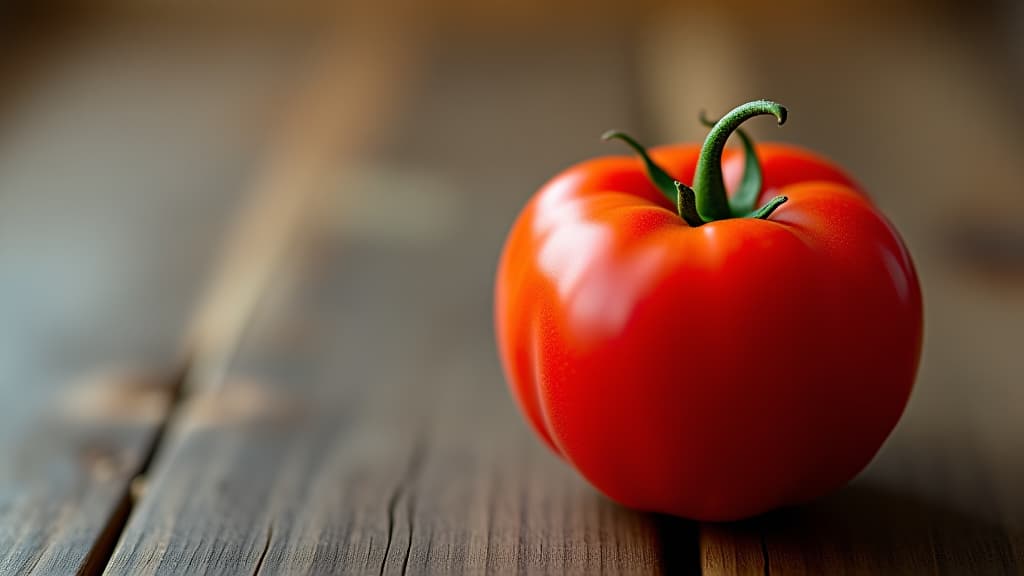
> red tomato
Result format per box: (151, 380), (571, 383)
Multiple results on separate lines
(494, 101), (922, 521)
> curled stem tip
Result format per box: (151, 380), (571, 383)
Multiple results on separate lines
(692, 100), (788, 222)
(750, 195), (788, 220)
(698, 110), (764, 216)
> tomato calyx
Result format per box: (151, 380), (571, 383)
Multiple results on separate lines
(602, 99), (790, 227)
(672, 181), (704, 227)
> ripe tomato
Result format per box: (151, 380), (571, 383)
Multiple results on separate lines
(495, 100), (922, 521)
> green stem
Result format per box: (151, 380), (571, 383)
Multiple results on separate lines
(692, 100), (787, 222)
(674, 181), (703, 227)
(601, 131), (678, 206)
(750, 195), (788, 220)
(698, 111), (762, 217)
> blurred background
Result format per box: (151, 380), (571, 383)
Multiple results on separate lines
(1, 0), (1023, 571)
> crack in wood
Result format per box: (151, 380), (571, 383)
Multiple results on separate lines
(400, 440), (425, 575)
(85, 366), (192, 575)
(380, 439), (425, 575)
(380, 482), (402, 576)
(78, 488), (132, 576)
(252, 524), (273, 576)
(399, 525), (414, 576)
(21, 549), (43, 576)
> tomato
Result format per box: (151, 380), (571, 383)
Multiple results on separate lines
(494, 100), (922, 521)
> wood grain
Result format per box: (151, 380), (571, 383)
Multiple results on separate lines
(0, 11), (319, 574)
(0, 372), (172, 575)
(102, 30), (694, 575)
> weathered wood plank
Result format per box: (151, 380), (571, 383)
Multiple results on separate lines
(103, 28), (695, 574)
(0, 11), (316, 574)
(0, 372), (173, 575)
(640, 5), (1024, 575)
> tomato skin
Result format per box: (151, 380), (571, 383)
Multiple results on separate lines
(495, 143), (922, 521)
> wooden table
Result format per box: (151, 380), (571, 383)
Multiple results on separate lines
(1, 4), (1022, 574)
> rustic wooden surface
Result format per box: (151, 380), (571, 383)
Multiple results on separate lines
(0, 9), (317, 575)
(2, 3), (1023, 575)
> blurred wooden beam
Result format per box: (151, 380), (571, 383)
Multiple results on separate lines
(183, 3), (423, 393)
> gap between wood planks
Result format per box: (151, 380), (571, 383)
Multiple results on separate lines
(77, 366), (189, 576)
(78, 5), (424, 574)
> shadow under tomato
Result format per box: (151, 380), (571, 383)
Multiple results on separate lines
(708, 482), (1020, 574)
(653, 512), (701, 575)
